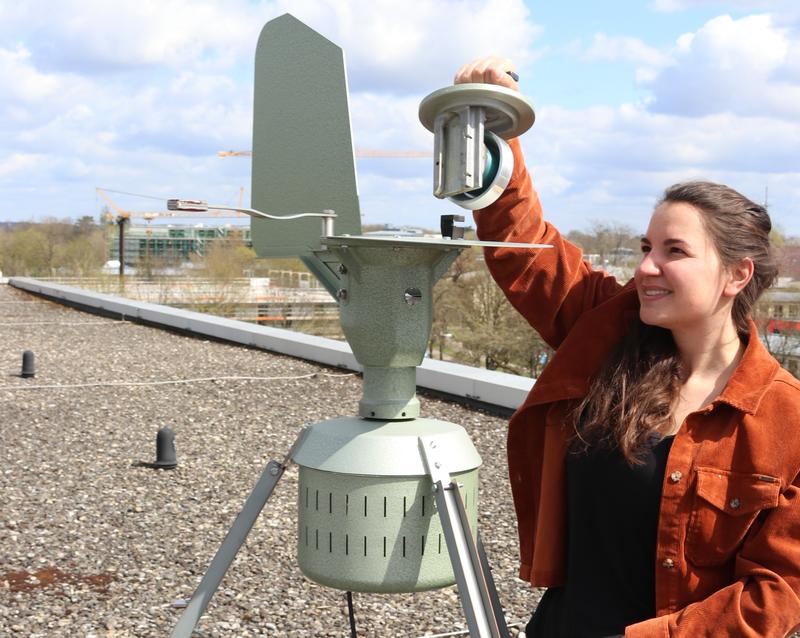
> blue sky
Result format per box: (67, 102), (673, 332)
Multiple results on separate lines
(0, 0), (798, 237)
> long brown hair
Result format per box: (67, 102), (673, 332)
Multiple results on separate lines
(572, 181), (779, 464)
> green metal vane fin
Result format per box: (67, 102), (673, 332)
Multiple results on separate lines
(250, 14), (361, 269)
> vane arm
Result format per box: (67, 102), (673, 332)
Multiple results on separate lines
(167, 199), (336, 235)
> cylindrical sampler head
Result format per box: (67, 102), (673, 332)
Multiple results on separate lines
(293, 416), (481, 592)
(418, 83), (534, 210)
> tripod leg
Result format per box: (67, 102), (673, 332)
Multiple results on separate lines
(418, 436), (509, 638)
(171, 429), (308, 638)
(477, 533), (510, 637)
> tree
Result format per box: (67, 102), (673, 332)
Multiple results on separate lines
(567, 220), (640, 266)
(430, 251), (553, 377)
(0, 226), (50, 275)
(187, 236), (257, 316)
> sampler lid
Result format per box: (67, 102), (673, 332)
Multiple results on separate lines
(292, 416), (481, 476)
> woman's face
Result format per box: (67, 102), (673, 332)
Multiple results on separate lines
(635, 201), (734, 333)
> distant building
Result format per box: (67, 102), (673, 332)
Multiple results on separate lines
(759, 289), (800, 334)
(108, 224), (251, 265)
(757, 288), (800, 378)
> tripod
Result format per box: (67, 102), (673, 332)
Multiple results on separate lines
(170, 428), (509, 638)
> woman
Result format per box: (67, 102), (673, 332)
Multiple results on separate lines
(455, 57), (800, 637)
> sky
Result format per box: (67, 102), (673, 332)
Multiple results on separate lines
(0, 0), (799, 236)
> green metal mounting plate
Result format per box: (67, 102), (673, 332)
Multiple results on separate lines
(323, 235), (551, 250)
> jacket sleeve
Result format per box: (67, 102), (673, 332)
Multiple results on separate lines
(473, 138), (623, 350)
(625, 472), (800, 638)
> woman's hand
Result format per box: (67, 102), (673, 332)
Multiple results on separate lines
(454, 56), (519, 91)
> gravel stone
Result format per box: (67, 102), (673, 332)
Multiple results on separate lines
(0, 283), (540, 637)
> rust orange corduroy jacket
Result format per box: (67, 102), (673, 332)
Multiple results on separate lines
(474, 138), (800, 637)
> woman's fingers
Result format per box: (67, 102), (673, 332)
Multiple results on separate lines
(454, 56), (518, 90)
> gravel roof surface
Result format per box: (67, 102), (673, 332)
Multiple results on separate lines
(0, 282), (540, 637)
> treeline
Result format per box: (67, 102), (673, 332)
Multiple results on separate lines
(0, 217), (108, 277)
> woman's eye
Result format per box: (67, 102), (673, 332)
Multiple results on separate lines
(640, 245), (650, 253)
(670, 247), (686, 255)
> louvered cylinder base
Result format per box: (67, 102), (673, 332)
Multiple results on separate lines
(292, 417), (481, 593)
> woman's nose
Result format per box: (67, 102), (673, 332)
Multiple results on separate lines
(637, 252), (661, 276)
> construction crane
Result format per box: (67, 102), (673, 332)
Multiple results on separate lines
(217, 149), (431, 158)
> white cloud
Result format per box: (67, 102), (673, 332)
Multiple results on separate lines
(275, 0), (542, 92)
(0, 45), (67, 103)
(585, 34), (673, 68)
(652, 0), (796, 13)
(514, 101), (800, 234)
(0, 0), (266, 74)
(645, 14), (800, 119)
(0, 153), (43, 179)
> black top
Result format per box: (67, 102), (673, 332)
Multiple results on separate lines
(525, 434), (674, 638)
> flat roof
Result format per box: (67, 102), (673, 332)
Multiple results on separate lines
(0, 282), (537, 636)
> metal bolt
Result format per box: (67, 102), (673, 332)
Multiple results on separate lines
(269, 465), (280, 476)
(338, 264), (348, 275)
(662, 558), (675, 569)
(404, 288), (422, 305)
(669, 470), (683, 483)
(729, 498), (741, 510)
(336, 289), (348, 301)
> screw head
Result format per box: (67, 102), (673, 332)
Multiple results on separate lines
(336, 289), (348, 301)
(269, 465), (280, 476)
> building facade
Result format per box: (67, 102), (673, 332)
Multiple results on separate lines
(108, 224), (252, 265)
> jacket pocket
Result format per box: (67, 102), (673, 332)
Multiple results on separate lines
(685, 467), (781, 567)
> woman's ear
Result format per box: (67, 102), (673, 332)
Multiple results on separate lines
(723, 257), (754, 297)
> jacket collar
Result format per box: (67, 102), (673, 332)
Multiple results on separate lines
(713, 318), (779, 415)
